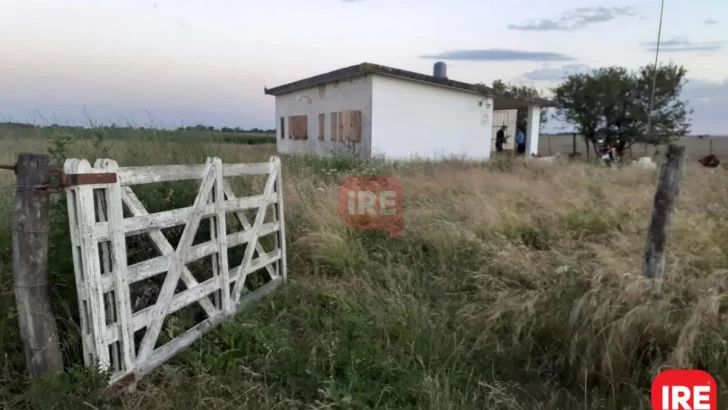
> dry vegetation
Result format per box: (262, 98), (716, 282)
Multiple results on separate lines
(0, 133), (727, 409)
(542, 134), (728, 159)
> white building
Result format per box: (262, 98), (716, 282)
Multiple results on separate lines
(264, 62), (554, 160)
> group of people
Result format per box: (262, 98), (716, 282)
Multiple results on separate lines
(495, 125), (527, 155)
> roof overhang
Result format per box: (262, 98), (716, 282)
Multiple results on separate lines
(264, 62), (557, 108)
(493, 94), (554, 110)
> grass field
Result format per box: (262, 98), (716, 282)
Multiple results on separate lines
(541, 134), (728, 160)
(0, 123), (276, 145)
(0, 129), (727, 409)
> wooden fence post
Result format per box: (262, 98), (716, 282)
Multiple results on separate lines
(642, 144), (686, 280)
(13, 153), (64, 378)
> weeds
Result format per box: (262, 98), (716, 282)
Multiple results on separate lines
(0, 131), (725, 409)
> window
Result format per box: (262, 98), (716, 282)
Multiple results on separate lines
(318, 113), (325, 140)
(288, 115), (308, 140)
(279, 117), (285, 140)
(330, 112), (339, 141)
(329, 110), (361, 142)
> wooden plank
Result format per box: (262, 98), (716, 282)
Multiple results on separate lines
(347, 110), (362, 142)
(207, 160), (221, 312)
(104, 276), (219, 343)
(135, 159), (218, 362)
(106, 221), (280, 290)
(71, 159), (112, 371)
(93, 184), (120, 374)
(227, 249), (282, 281)
(288, 115), (308, 140)
(119, 186), (218, 318)
(135, 276), (284, 380)
(643, 144), (686, 281)
(231, 159), (279, 303)
(95, 159), (137, 379)
(221, 177), (278, 281)
(212, 158), (232, 314)
(330, 112), (339, 141)
(117, 163), (270, 186)
(318, 113), (325, 140)
(273, 157), (288, 283)
(63, 159), (95, 365)
(339, 111), (348, 142)
(223, 163), (273, 178)
(105, 247), (279, 344)
(94, 193), (277, 240)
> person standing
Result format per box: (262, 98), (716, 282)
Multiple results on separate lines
(495, 125), (507, 153)
(515, 127), (526, 155)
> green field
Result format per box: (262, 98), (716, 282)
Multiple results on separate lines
(0, 123), (276, 145)
(0, 127), (726, 409)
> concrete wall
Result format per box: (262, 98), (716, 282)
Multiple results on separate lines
(274, 75), (373, 156)
(370, 75), (493, 160)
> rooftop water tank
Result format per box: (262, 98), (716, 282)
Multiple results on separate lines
(434, 61), (447, 78)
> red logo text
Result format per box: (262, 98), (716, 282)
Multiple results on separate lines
(337, 175), (403, 237)
(651, 370), (717, 410)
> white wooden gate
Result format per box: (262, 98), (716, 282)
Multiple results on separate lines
(63, 156), (286, 392)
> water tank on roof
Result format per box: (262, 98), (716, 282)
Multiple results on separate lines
(434, 61), (447, 78)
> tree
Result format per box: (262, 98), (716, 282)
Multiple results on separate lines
(552, 62), (692, 158)
(488, 80), (548, 129)
(552, 73), (603, 157)
(631, 63), (692, 147)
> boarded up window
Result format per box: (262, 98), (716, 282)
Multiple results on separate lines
(288, 115), (308, 140)
(279, 117), (285, 139)
(329, 110), (361, 142)
(318, 113), (325, 140)
(330, 112), (339, 141)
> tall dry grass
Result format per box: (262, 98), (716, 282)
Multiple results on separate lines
(0, 133), (726, 409)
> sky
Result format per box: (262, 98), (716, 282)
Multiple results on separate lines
(1, 0), (726, 134)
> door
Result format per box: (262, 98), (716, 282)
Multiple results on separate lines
(491, 110), (516, 152)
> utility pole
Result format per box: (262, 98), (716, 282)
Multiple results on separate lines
(645, 0), (666, 142)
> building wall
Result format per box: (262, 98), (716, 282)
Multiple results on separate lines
(274, 75), (373, 156)
(370, 75), (493, 160)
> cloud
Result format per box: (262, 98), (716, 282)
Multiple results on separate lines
(642, 36), (725, 52)
(508, 6), (636, 31)
(704, 19), (719, 25)
(419, 49), (575, 62)
(521, 64), (591, 81)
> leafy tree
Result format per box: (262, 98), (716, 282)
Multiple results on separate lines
(552, 62), (692, 157)
(552, 73), (603, 157)
(631, 63), (692, 146)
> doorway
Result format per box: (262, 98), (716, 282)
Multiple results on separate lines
(491, 110), (516, 154)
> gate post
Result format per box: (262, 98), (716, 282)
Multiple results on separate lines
(13, 153), (64, 378)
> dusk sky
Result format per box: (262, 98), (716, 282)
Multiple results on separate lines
(1, 0), (726, 134)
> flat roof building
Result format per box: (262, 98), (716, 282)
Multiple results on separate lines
(265, 62), (555, 160)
